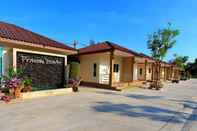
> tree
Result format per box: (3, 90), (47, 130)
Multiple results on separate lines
(195, 58), (197, 64)
(147, 23), (180, 89)
(148, 23), (180, 61)
(186, 58), (197, 78)
(171, 54), (189, 70)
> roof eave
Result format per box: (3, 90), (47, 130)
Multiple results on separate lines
(0, 37), (77, 55)
(78, 48), (112, 55)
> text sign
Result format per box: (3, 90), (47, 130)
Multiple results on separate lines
(17, 52), (65, 89)
(20, 55), (63, 65)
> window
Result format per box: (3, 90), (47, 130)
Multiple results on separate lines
(113, 64), (119, 73)
(149, 68), (151, 73)
(93, 63), (97, 77)
(140, 68), (143, 75)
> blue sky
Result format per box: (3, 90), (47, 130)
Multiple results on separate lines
(0, 0), (197, 62)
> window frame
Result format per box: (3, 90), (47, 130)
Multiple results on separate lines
(140, 68), (143, 76)
(93, 63), (97, 77)
(113, 64), (119, 73)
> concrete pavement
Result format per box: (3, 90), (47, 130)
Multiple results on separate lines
(0, 79), (197, 131)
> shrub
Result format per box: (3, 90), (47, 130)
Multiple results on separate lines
(7, 67), (23, 79)
(6, 77), (22, 89)
(192, 75), (197, 78)
(23, 78), (32, 87)
(21, 78), (33, 92)
(1, 95), (11, 103)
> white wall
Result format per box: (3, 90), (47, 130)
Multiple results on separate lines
(146, 64), (152, 80)
(113, 56), (122, 83)
(80, 52), (110, 84)
(137, 64), (145, 80)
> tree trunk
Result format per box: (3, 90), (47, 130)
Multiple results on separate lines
(155, 61), (162, 90)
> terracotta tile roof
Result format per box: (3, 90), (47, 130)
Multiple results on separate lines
(138, 53), (173, 66)
(79, 41), (140, 56)
(162, 61), (173, 66)
(0, 21), (76, 51)
(138, 53), (156, 61)
(79, 42), (111, 54)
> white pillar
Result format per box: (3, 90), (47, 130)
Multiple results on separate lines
(133, 63), (138, 81)
(13, 48), (17, 70)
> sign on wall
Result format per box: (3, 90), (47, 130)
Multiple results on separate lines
(19, 54), (63, 65)
(17, 52), (65, 90)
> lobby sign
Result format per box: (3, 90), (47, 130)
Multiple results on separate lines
(20, 55), (63, 65)
(17, 52), (65, 90)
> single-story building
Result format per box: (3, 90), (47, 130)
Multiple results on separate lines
(0, 21), (77, 90)
(159, 62), (172, 81)
(77, 41), (181, 90)
(78, 41), (159, 90)
(170, 63), (182, 80)
(137, 54), (177, 82)
(137, 53), (156, 81)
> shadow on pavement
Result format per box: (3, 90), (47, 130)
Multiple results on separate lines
(92, 101), (197, 123)
(94, 91), (120, 96)
(125, 94), (163, 100)
(93, 91), (164, 100)
(168, 99), (197, 110)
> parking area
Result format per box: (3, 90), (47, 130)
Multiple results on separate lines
(0, 80), (197, 131)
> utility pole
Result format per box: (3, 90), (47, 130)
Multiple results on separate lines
(73, 40), (78, 49)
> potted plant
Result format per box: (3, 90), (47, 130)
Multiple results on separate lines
(6, 77), (23, 98)
(22, 78), (32, 92)
(68, 78), (82, 92)
(0, 91), (11, 103)
(69, 62), (81, 92)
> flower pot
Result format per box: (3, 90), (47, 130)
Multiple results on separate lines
(14, 87), (22, 98)
(22, 86), (32, 92)
(9, 88), (15, 98)
(72, 86), (78, 92)
(149, 81), (163, 90)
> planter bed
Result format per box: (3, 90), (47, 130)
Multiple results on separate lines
(22, 88), (73, 99)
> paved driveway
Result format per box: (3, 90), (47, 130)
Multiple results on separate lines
(0, 80), (197, 131)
